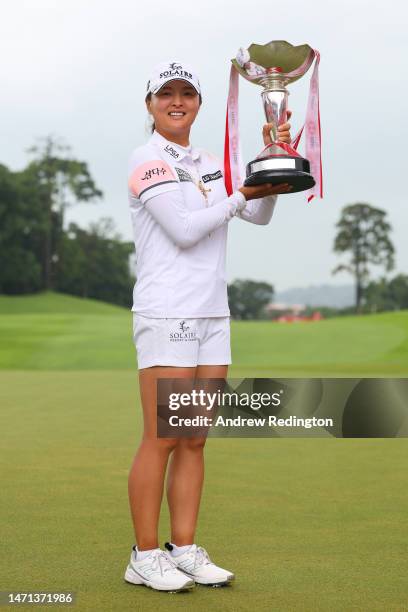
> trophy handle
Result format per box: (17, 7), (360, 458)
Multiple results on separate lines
(261, 88), (288, 143)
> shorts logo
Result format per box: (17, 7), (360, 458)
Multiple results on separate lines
(202, 170), (223, 183)
(164, 145), (179, 159)
(169, 320), (197, 342)
(175, 167), (193, 183)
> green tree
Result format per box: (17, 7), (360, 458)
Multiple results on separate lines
(389, 274), (408, 309)
(227, 279), (274, 320)
(26, 135), (103, 289)
(0, 163), (44, 293)
(56, 219), (134, 307)
(364, 274), (408, 312)
(332, 203), (395, 312)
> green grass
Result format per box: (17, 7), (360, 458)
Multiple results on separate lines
(231, 313), (408, 376)
(0, 292), (408, 374)
(1, 371), (408, 612)
(1, 292), (408, 611)
(0, 292), (134, 370)
(0, 291), (125, 314)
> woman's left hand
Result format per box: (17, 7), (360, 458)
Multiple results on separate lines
(262, 110), (292, 146)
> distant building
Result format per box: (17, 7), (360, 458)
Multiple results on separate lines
(267, 303), (305, 314)
(265, 302), (323, 323)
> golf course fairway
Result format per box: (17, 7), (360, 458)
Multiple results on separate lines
(1, 292), (407, 611)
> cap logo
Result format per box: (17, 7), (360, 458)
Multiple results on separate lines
(159, 69), (193, 80)
(147, 61), (200, 95)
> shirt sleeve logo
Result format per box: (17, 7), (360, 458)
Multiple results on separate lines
(141, 167), (167, 181)
(129, 159), (177, 198)
(201, 170), (223, 184)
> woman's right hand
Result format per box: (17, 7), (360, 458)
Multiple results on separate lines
(239, 183), (293, 200)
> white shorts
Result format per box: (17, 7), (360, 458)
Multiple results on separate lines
(132, 314), (231, 369)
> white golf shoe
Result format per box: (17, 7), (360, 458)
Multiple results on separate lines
(164, 542), (235, 586)
(124, 546), (195, 592)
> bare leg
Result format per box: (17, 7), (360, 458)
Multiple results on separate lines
(128, 366), (196, 551)
(166, 365), (229, 545)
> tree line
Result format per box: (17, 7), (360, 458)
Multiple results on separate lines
(0, 136), (133, 307)
(1, 137), (407, 316)
(227, 201), (408, 319)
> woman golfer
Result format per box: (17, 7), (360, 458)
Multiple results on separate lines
(124, 60), (292, 592)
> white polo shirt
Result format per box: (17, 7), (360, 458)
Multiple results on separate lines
(128, 130), (277, 318)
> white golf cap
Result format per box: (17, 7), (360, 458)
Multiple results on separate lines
(146, 61), (201, 95)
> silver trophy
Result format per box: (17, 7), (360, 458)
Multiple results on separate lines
(233, 40), (316, 193)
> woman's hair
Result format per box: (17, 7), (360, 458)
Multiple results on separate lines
(145, 91), (202, 134)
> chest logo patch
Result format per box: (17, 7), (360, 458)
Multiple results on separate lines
(202, 170), (222, 183)
(175, 167), (194, 183)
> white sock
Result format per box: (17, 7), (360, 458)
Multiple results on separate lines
(169, 542), (193, 557)
(135, 546), (158, 561)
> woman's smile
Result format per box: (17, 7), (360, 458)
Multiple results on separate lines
(168, 111), (186, 119)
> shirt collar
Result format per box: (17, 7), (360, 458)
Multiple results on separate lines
(149, 130), (201, 162)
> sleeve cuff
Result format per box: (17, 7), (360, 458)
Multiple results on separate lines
(229, 190), (247, 214)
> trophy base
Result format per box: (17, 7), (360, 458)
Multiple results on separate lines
(244, 156), (315, 193)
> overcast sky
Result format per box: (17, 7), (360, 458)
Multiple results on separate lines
(2, 0), (407, 291)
